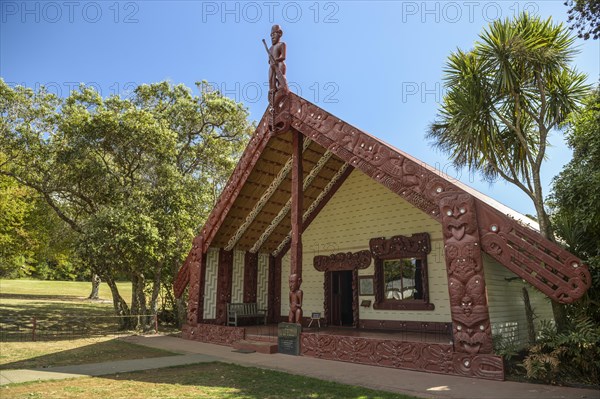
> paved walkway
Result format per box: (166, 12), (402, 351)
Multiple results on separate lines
(2, 334), (599, 399)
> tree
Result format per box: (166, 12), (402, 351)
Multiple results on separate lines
(0, 80), (252, 327)
(427, 14), (590, 328)
(565, 0), (600, 40)
(550, 87), (600, 321)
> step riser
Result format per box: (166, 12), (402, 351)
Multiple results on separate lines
(233, 340), (278, 354)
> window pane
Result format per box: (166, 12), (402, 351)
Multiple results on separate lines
(383, 258), (419, 300)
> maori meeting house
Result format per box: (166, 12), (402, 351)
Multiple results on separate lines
(174, 26), (592, 381)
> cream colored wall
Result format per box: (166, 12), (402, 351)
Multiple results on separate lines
(280, 169), (452, 322)
(484, 254), (554, 347)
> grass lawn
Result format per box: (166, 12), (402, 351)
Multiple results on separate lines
(0, 279), (176, 368)
(0, 279), (139, 340)
(0, 279), (132, 302)
(1, 362), (421, 399)
(0, 337), (176, 370)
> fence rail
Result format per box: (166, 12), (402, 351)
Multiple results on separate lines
(0, 314), (161, 341)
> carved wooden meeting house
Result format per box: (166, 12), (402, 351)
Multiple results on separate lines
(174, 26), (592, 381)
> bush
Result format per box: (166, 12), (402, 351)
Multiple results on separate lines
(522, 316), (600, 385)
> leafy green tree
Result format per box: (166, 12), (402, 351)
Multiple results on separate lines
(565, 0), (600, 40)
(0, 80), (252, 327)
(550, 88), (600, 321)
(427, 14), (590, 328)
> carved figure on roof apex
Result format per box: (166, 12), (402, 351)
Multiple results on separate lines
(262, 25), (291, 134)
(267, 24), (288, 93)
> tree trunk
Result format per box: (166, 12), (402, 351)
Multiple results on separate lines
(87, 273), (101, 300)
(105, 276), (132, 329)
(149, 263), (162, 332)
(522, 287), (536, 345)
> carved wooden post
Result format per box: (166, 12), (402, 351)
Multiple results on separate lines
(243, 251), (259, 303)
(289, 130), (303, 323)
(186, 236), (204, 326)
(268, 255), (282, 323)
(440, 193), (493, 354)
(216, 248), (233, 325)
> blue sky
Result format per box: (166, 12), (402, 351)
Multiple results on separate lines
(2, 0), (599, 217)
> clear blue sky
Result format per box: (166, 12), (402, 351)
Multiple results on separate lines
(2, 0), (599, 217)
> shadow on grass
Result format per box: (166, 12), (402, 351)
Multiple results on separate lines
(0, 293), (99, 302)
(95, 362), (417, 399)
(0, 337), (176, 370)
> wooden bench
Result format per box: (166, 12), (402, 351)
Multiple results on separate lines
(227, 303), (267, 327)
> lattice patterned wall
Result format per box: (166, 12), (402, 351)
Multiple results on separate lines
(231, 249), (245, 303)
(257, 253), (269, 309)
(484, 254), (554, 348)
(203, 248), (219, 320)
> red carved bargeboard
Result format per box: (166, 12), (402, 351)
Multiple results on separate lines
(182, 323), (245, 346)
(301, 332), (504, 381)
(288, 93), (591, 303)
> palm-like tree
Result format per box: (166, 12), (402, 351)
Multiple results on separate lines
(428, 13), (590, 241)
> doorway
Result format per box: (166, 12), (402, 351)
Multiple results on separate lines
(328, 270), (354, 326)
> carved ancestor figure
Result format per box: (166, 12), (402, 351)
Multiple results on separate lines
(288, 273), (303, 323)
(267, 24), (288, 93)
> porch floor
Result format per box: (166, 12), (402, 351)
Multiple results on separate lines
(243, 324), (453, 344)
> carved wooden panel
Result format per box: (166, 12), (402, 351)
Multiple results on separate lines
(243, 251), (259, 303)
(313, 250), (371, 272)
(300, 333), (504, 381)
(476, 202), (592, 303)
(440, 193), (493, 354)
(185, 236), (204, 325)
(370, 233), (431, 258)
(352, 270), (359, 328)
(182, 323), (244, 347)
(268, 255), (282, 323)
(216, 249), (233, 325)
(370, 233), (433, 311)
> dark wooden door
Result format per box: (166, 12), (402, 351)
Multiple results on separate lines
(328, 271), (354, 326)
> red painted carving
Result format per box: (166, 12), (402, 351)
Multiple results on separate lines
(185, 236), (204, 325)
(182, 323), (245, 346)
(370, 233), (431, 258)
(287, 92), (590, 303)
(288, 273), (303, 323)
(440, 193), (493, 354)
(313, 250), (371, 272)
(243, 251), (258, 303)
(216, 249), (233, 325)
(268, 255), (282, 323)
(323, 272), (330, 324)
(352, 270), (359, 328)
(477, 202), (592, 303)
(370, 233), (433, 311)
(301, 332), (504, 380)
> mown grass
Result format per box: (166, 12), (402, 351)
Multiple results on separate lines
(0, 279), (136, 341)
(1, 362), (421, 399)
(0, 337), (176, 370)
(0, 279), (176, 368)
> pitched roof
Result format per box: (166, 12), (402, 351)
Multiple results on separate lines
(174, 93), (591, 304)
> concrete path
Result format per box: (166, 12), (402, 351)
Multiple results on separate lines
(2, 334), (598, 399)
(0, 353), (214, 385)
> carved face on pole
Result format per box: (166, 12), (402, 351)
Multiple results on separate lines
(271, 24), (283, 45)
(289, 273), (300, 292)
